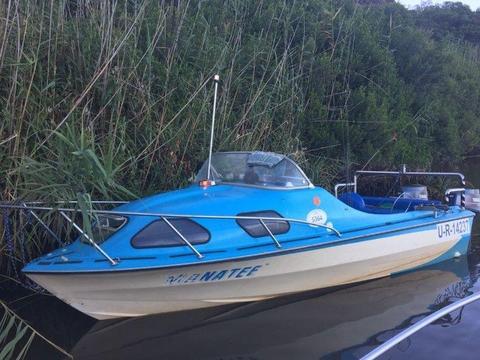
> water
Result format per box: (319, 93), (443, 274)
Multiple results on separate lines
(2, 159), (479, 360)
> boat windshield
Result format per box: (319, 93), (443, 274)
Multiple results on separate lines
(195, 152), (311, 188)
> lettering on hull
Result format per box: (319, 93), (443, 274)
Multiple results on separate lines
(166, 264), (263, 286)
(437, 219), (469, 240)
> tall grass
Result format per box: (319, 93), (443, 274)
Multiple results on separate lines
(0, 0), (356, 194)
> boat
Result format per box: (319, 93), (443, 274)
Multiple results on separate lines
(1, 75), (476, 320)
(4, 152), (472, 320)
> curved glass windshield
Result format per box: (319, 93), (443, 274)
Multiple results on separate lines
(195, 152), (311, 188)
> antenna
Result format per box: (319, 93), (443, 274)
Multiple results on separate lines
(206, 74), (220, 181)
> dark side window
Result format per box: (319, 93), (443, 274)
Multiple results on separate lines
(236, 211), (290, 238)
(131, 219), (210, 248)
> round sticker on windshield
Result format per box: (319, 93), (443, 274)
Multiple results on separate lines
(306, 209), (328, 227)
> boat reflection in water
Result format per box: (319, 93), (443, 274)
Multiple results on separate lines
(72, 254), (473, 360)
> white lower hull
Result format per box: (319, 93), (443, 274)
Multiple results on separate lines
(27, 227), (465, 319)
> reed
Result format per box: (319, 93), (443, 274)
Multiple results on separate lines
(0, 301), (72, 359)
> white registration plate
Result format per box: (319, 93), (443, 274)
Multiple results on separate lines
(437, 219), (470, 239)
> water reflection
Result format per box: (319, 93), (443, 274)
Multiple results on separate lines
(341, 219), (480, 359)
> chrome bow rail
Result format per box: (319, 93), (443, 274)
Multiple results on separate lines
(0, 201), (341, 265)
(361, 290), (480, 360)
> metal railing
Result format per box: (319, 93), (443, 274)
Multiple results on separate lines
(335, 166), (468, 208)
(20, 200), (129, 205)
(0, 202), (342, 264)
(361, 291), (480, 360)
(59, 211), (118, 265)
(334, 182), (355, 198)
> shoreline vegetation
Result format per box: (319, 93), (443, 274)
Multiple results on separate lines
(0, 0), (480, 356)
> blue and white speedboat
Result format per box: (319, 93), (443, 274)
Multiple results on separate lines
(18, 151), (475, 319)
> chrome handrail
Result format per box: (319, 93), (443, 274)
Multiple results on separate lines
(162, 217), (204, 259)
(355, 169), (465, 183)
(0, 203), (341, 261)
(353, 167), (467, 208)
(21, 203), (63, 246)
(334, 182), (355, 198)
(259, 218), (282, 248)
(0, 204), (341, 236)
(361, 291), (480, 360)
(59, 211), (118, 265)
(19, 200), (129, 205)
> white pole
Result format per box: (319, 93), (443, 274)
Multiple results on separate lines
(207, 74), (220, 181)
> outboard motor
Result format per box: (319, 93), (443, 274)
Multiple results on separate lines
(401, 185), (429, 200)
(465, 189), (480, 212)
(447, 188), (480, 212)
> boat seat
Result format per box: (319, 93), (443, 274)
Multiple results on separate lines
(339, 193), (402, 213)
(339, 192), (365, 210)
(363, 196), (442, 211)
